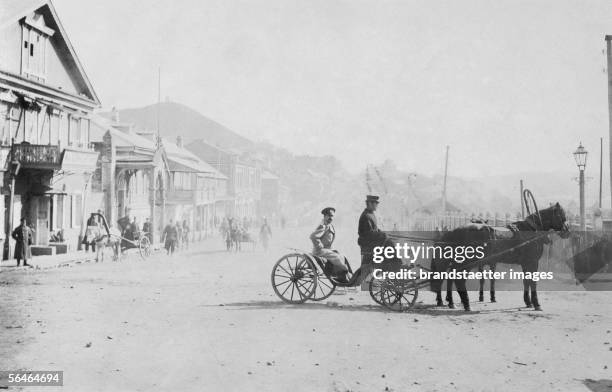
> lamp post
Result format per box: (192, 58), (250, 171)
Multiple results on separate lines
(574, 143), (588, 231)
(5, 159), (20, 260)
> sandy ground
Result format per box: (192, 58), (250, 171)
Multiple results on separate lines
(1, 227), (611, 392)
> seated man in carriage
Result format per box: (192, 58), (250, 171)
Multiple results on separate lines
(310, 207), (350, 283)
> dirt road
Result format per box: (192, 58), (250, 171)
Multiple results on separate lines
(1, 228), (610, 392)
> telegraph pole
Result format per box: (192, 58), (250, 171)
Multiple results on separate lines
(605, 35), (612, 208)
(600, 137), (603, 209)
(442, 146), (449, 213)
(520, 179), (525, 219)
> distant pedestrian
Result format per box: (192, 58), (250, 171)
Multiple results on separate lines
(175, 221), (183, 251)
(12, 217), (34, 267)
(129, 217), (139, 239)
(84, 212), (100, 252)
(182, 220), (190, 249)
(259, 218), (272, 251)
(142, 218), (152, 242)
(163, 219), (178, 255)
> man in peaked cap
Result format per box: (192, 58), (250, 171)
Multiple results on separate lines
(358, 195), (392, 269)
(310, 207), (349, 283)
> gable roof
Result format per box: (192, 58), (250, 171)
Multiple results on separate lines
(162, 138), (227, 178)
(0, 0), (100, 106)
(90, 115), (156, 151)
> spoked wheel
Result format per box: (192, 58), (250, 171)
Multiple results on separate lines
(378, 279), (419, 312)
(367, 275), (387, 306)
(271, 254), (317, 304)
(139, 236), (152, 259)
(311, 268), (336, 301)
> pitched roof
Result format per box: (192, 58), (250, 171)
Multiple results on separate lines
(90, 115), (156, 151)
(162, 138), (227, 178)
(0, 0), (100, 106)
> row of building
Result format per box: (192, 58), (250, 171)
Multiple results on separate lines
(0, 0), (284, 257)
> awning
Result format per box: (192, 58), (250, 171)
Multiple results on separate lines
(168, 155), (216, 174)
(61, 148), (99, 171)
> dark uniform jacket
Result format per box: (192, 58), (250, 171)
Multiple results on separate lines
(357, 208), (387, 253)
(163, 224), (178, 249)
(12, 224), (33, 260)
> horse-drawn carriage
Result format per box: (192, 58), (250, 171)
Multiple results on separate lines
(271, 190), (571, 312)
(270, 250), (429, 312)
(225, 227), (257, 251)
(89, 213), (152, 261)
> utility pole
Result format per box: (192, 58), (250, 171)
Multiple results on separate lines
(157, 67), (161, 146)
(520, 179), (525, 219)
(600, 137), (603, 209)
(605, 35), (612, 208)
(442, 146), (449, 213)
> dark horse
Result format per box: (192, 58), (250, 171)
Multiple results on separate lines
(431, 202), (570, 311)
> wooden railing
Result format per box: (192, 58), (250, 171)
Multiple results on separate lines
(11, 143), (61, 169)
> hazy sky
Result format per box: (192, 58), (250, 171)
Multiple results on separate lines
(54, 0), (612, 178)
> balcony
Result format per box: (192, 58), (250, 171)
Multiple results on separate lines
(166, 189), (195, 205)
(11, 143), (62, 170)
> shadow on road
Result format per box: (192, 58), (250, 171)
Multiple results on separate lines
(583, 379), (612, 392)
(211, 300), (534, 317)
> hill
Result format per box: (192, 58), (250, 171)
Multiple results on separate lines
(101, 101), (253, 149)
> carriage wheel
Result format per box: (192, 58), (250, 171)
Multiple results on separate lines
(139, 236), (152, 259)
(271, 254), (317, 304)
(367, 276), (387, 306)
(378, 279), (419, 312)
(311, 268), (336, 301)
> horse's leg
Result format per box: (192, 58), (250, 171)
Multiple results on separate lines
(529, 259), (541, 311)
(490, 264), (496, 303)
(478, 265), (485, 302)
(523, 277), (532, 308)
(455, 278), (470, 311)
(446, 279), (455, 309)
(530, 280), (541, 311)
(432, 277), (444, 306)
(435, 289), (443, 306)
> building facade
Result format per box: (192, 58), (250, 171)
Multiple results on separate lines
(163, 136), (227, 240)
(0, 0), (100, 257)
(90, 116), (169, 243)
(186, 139), (261, 221)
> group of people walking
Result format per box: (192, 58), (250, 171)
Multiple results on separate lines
(162, 219), (191, 255)
(220, 217), (273, 251)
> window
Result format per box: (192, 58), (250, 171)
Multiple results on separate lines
(75, 194), (82, 227)
(21, 14), (54, 82)
(69, 195), (74, 228)
(80, 118), (89, 147)
(49, 109), (60, 145)
(56, 195), (64, 229)
(68, 115), (80, 146)
(0, 104), (20, 145)
(59, 113), (68, 146)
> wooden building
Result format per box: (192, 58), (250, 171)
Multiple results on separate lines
(0, 0), (100, 256)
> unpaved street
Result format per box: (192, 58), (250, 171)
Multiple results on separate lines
(1, 228), (611, 392)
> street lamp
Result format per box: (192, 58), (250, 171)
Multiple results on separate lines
(573, 143), (588, 231)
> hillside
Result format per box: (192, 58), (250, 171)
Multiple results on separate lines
(101, 102), (253, 149)
(101, 101), (583, 224)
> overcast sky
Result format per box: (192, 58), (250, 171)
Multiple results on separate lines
(54, 0), (612, 178)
